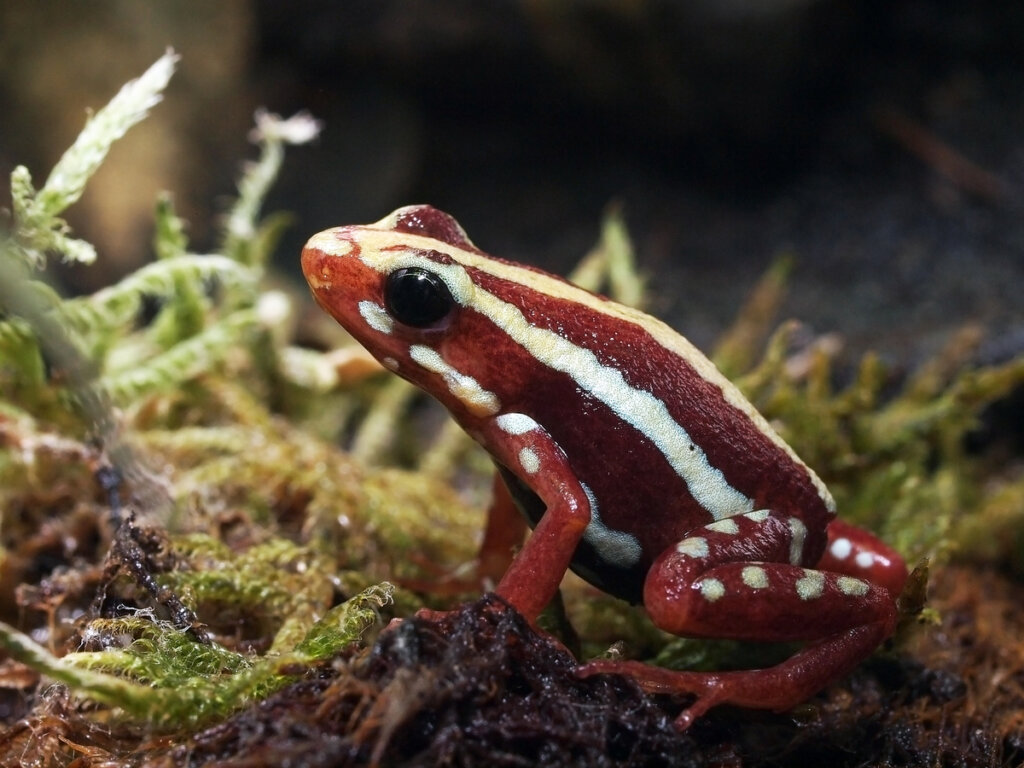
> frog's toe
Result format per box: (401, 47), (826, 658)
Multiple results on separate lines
(576, 659), (727, 729)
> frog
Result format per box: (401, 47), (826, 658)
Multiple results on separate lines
(301, 204), (908, 729)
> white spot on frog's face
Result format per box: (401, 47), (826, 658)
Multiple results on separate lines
(741, 565), (769, 589)
(743, 509), (770, 524)
(855, 551), (875, 569)
(580, 483), (643, 569)
(676, 536), (709, 559)
(496, 412), (541, 436)
(358, 300), (393, 334)
(796, 569), (825, 600)
(699, 578), (725, 602)
(837, 576), (870, 596)
(409, 345), (501, 416)
(788, 517), (808, 566)
(830, 537), (852, 560)
(518, 447), (540, 474)
(706, 518), (739, 535)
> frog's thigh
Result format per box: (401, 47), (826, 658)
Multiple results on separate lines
(644, 511), (893, 642)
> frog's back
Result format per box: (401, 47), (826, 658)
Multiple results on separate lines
(449, 262), (834, 591)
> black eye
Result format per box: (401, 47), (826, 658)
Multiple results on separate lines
(384, 268), (455, 328)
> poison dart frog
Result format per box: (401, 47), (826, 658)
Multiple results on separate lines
(301, 205), (908, 729)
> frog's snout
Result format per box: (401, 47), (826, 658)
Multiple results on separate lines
(301, 227), (360, 290)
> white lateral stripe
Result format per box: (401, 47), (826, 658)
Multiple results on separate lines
(408, 345), (501, 416)
(364, 245), (752, 520)
(334, 225), (835, 513)
(476, 300), (754, 519)
(580, 482), (643, 568)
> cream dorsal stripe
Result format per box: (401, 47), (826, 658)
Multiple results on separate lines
(308, 224), (833, 513)
(325, 228), (766, 522)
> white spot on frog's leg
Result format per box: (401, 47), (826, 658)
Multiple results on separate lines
(699, 578), (726, 602)
(743, 509), (770, 524)
(409, 345), (501, 416)
(706, 518), (739, 535)
(830, 537), (852, 560)
(676, 536), (709, 559)
(855, 551), (875, 569)
(580, 483), (642, 569)
(837, 576), (869, 596)
(518, 447), (540, 474)
(788, 517), (808, 565)
(496, 413), (541, 435)
(741, 565), (769, 589)
(796, 569), (825, 600)
(382, 357), (399, 371)
(357, 300), (393, 334)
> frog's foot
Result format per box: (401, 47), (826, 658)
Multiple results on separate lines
(577, 622), (891, 730)
(576, 660), (726, 729)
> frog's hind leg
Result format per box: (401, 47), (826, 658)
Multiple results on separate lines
(580, 622), (892, 729)
(576, 509), (900, 729)
(819, 518), (908, 599)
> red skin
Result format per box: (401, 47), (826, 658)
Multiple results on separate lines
(302, 205), (909, 729)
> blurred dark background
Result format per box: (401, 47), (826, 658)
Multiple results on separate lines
(1, 0), (1023, 369)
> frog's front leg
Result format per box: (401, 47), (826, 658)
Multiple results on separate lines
(475, 413), (593, 622)
(578, 509), (900, 729)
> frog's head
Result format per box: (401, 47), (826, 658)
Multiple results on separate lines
(301, 205), (508, 419)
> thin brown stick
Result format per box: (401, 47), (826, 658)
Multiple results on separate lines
(874, 106), (1007, 202)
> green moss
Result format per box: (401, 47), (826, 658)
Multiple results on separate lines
(0, 584), (392, 728)
(0, 48), (1022, 743)
(721, 316), (1024, 564)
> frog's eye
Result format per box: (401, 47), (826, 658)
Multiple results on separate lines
(384, 267), (455, 328)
